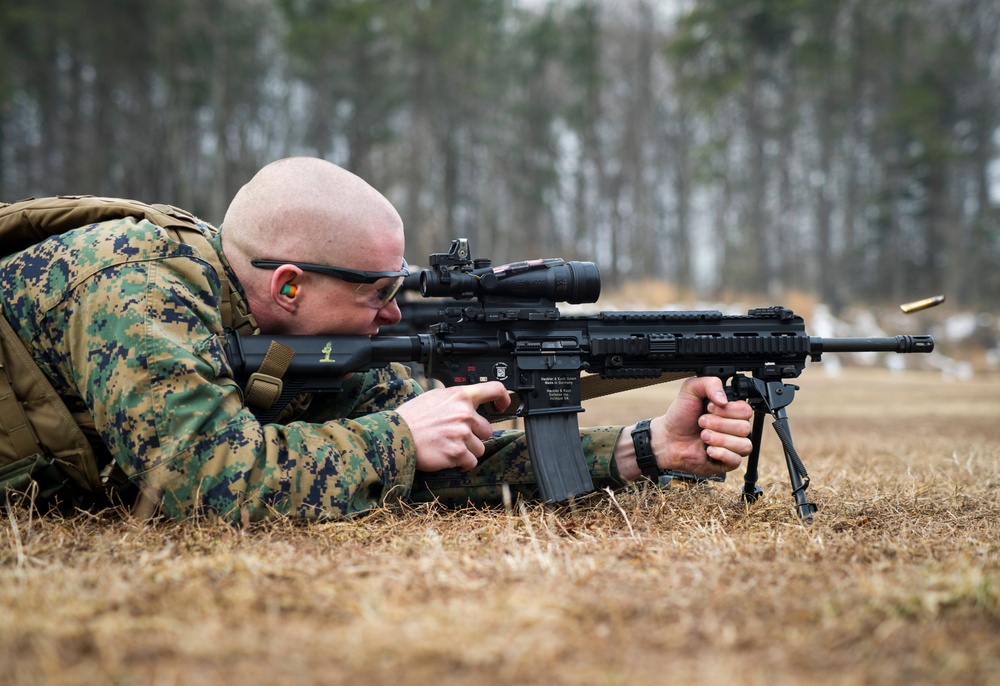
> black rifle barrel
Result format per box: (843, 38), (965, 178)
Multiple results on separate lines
(810, 334), (934, 355)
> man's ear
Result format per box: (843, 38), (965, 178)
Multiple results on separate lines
(270, 264), (303, 313)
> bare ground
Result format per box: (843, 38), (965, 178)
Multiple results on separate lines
(3, 368), (999, 686)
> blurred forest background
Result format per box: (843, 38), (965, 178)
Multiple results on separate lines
(2, 0), (999, 309)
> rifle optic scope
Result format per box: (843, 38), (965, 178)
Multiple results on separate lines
(420, 258), (602, 304)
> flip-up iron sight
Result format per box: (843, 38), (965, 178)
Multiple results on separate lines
(419, 238), (602, 305)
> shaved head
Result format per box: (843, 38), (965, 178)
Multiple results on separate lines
(223, 157), (404, 273)
(220, 157), (406, 333)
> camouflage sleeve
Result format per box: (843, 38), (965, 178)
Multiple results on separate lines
(43, 244), (417, 522)
(409, 423), (627, 506)
(298, 367), (628, 508)
(295, 362), (424, 424)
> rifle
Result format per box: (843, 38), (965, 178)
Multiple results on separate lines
(223, 239), (934, 520)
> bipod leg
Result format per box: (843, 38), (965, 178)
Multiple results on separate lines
(741, 408), (766, 503)
(770, 407), (818, 522)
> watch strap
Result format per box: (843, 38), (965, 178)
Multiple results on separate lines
(630, 418), (659, 479)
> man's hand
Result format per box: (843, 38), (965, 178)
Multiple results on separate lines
(395, 382), (512, 472)
(615, 376), (754, 481)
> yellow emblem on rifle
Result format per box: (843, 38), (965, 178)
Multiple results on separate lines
(320, 341), (335, 363)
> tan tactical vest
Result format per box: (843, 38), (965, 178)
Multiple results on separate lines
(0, 195), (258, 496)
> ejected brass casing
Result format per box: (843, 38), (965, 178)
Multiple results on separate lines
(900, 294), (945, 313)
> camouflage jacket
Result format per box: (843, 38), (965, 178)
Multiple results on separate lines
(0, 217), (625, 522)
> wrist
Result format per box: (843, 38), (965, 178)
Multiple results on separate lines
(613, 419), (660, 482)
(631, 419), (660, 480)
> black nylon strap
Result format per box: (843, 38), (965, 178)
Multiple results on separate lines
(631, 418), (659, 479)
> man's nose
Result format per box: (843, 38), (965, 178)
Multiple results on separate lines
(378, 298), (402, 325)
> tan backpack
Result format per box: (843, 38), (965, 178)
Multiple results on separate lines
(0, 195), (257, 502)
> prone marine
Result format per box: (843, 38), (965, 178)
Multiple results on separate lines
(0, 157), (753, 522)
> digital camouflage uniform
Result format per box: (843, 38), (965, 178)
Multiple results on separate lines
(0, 217), (626, 523)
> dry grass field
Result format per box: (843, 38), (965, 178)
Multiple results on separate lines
(2, 367), (999, 686)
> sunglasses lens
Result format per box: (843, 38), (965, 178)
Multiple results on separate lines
(355, 275), (405, 307)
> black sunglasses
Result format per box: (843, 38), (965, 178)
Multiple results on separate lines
(251, 258), (409, 307)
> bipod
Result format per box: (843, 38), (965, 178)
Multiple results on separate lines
(730, 375), (818, 522)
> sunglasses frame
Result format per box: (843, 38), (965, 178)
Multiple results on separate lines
(251, 258), (409, 307)
(250, 258), (409, 284)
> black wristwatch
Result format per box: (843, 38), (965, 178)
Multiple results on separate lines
(631, 418), (728, 486)
(630, 418), (659, 479)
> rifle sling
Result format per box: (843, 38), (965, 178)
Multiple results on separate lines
(243, 341), (296, 410)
